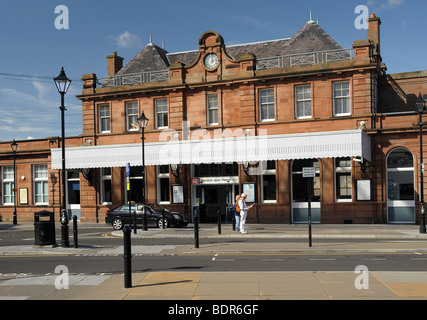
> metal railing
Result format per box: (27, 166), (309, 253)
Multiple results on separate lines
(256, 48), (354, 70)
(96, 70), (170, 88)
(95, 48), (354, 87)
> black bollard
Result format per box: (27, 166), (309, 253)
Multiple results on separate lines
(217, 209), (221, 234)
(73, 215), (78, 248)
(162, 208), (166, 229)
(123, 226), (132, 288)
(143, 207), (148, 231)
(194, 209), (199, 249)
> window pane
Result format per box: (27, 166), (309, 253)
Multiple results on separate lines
(102, 168), (111, 176)
(34, 165), (48, 179)
(336, 158), (351, 168)
(207, 94), (218, 124)
(160, 178), (169, 202)
(103, 180), (112, 203)
(43, 182), (49, 203)
(263, 175), (276, 201)
(156, 99), (168, 128)
(266, 160), (276, 170)
(209, 109), (218, 124)
(295, 85), (311, 118)
(101, 118), (110, 132)
(3, 182), (14, 204)
(334, 82), (351, 115)
(99, 104), (110, 132)
(388, 171), (414, 201)
(127, 101), (138, 130)
(159, 165), (169, 174)
(387, 149), (414, 168)
(68, 181), (80, 205)
(3, 167), (14, 180)
(260, 89), (274, 121)
(207, 94), (217, 106)
(67, 170), (79, 180)
(35, 182), (43, 203)
(194, 163), (238, 177)
(337, 173), (352, 199)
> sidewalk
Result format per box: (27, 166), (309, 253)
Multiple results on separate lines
(1, 223), (427, 300)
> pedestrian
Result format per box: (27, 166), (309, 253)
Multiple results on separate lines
(234, 195), (241, 233)
(238, 193), (254, 234)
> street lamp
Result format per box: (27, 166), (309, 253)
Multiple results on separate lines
(137, 112), (149, 231)
(11, 139), (18, 225)
(54, 67), (72, 247)
(416, 93), (426, 234)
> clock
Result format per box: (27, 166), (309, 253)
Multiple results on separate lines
(204, 53), (219, 69)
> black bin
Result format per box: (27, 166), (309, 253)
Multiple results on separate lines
(34, 211), (56, 246)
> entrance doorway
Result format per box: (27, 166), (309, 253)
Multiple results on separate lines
(195, 184), (239, 223)
(387, 148), (415, 223)
(191, 163), (239, 223)
(66, 170), (81, 220)
(292, 159), (321, 223)
(128, 166), (144, 203)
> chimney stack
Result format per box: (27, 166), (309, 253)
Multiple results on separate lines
(368, 13), (381, 61)
(106, 52), (124, 76)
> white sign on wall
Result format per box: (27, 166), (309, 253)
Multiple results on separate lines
(303, 167), (316, 178)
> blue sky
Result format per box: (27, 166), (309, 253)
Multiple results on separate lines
(0, 0), (425, 141)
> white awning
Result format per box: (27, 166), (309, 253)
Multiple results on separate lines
(51, 129), (371, 170)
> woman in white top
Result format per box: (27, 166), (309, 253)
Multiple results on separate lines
(238, 193), (254, 234)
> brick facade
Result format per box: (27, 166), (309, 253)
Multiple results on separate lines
(0, 14), (426, 225)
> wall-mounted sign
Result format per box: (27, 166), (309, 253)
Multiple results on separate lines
(356, 180), (372, 201)
(19, 188), (28, 205)
(172, 185), (184, 204)
(303, 167), (316, 178)
(192, 176), (239, 185)
(242, 183), (256, 203)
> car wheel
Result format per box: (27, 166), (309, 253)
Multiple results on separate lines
(112, 218), (124, 230)
(157, 218), (169, 229)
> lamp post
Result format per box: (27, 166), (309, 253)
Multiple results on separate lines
(137, 112), (149, 231)
(11, 139), (18, 225)
(54, 67), (72, 247)
(416, 93), (426, 234)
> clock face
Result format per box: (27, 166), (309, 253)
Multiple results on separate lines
(204, 53), (219, 69)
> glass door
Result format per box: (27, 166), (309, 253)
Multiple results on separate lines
(387, 148), (415, 223)
(292, 159), (321, 223)
(66, 170), (81, 220)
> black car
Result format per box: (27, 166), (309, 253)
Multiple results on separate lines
(105, 203), (188, 230)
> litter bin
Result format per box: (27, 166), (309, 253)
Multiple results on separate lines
(34, 211), (56, 246)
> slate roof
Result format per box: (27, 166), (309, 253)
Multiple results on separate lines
(116, 21), (344, 76)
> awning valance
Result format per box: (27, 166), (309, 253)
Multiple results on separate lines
(51, 129), (371, 170)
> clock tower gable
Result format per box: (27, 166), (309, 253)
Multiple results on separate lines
(169, 30), (255, 83)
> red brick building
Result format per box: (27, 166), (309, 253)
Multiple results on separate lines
(1, 14), (426, 225)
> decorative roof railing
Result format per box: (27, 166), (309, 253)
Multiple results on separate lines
(96, 48), (354, 88)
(96, 70), (170, 88)
(256, 48), (354, 70)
